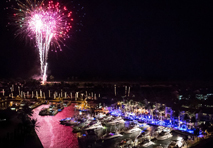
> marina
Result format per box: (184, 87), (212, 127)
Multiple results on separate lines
(32, 103), (196, 148)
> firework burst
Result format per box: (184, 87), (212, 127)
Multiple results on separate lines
(10, 0), (73, 83)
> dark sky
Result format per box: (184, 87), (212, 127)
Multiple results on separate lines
(0, 0), (213, 81)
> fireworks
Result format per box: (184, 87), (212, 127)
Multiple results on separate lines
(10, 0), (73, 83)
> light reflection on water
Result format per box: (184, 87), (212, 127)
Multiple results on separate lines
(32, 104), (79, 148)
(33, 104), (184, 148)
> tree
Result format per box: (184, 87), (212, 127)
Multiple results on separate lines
(159, 106), (165, 121)
(18, 102), (33, 123)
(146, 103), (154, 121)
(184, 114), (190, 128)
(172, 110), (181, 128)
(194, 128), (200, 136)
(186, 111), (195, 129)
(31, 118), (40, 132)
(191, 116), (196, 127)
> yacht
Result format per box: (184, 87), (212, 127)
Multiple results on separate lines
(137, 130), (150, 139)
(101, 115), (114, 123)
(125, 125), (142, 134)
(57, 103), (64, 112)
(168, 138), (187, 148)
(63, 101), (71, 107)
(163, 127), (172, 132)
(153, 126), (165, 137)
(64, 118), (81, 126)
(49, 108), (58, 116)
(49, 103), (55, 108)
(84, 121), (103, 130)
(138, 139), (154, 147)
(139, 123), (150, 129)
(60, 117), (72, 124)
(102, 132), (123, 140)
(95, 113), (106, 119)
(156, 126), (165, 132)
(74, 118), (92, 128)
(156, 131), (173, 140)
(107, 117), (125, 125)
(39, 108), (48, 116)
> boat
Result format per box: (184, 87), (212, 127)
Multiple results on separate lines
(153, 126), (165, 137)
(84, 121), (103, 130)
(57, 103), (64, 112)
(74, 118), (93, 129)
(60, 117), (72, 124)
(49, 108), (58, 116)
(137, 130), (150, 140)
(39, 108), (48, 116)
(49, 103), (56, 108)
(107, 116), (125, 125)
(156, 126), (165, 132)
(63, 101), (71, 107)
(168, 137), (187, 148)
(138, 139), (154, 147)
(63, 118), (81, 126)
(124, 125), (142, 134)
(95, 113), (106, 119)
(156, 131), (173, 140)
(101, 115), (114, 122)
(139, 123), (150, 129)
(102, 132), (123, 140)
(163, 127), (172, 132)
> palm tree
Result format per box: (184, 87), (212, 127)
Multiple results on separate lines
(186, 111), (195, 129)
(31, 118), (40, 132)
(18, 102), (34, 123)
(159, 106), (165, 121)
(191, 116), (196, 128)
(183, 114), (190, 128)
(146, 102), (154, 121)
(172, 110), (181, 128)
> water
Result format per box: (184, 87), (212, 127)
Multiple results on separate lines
(33, 104), (186, 148)
(32, 104), (79, 148)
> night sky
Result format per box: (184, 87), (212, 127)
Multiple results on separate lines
(0, 0), (212, 81)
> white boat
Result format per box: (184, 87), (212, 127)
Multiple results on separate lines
(76, 119), (92, 128)
(95, 113), (106, 119)
(102, 132), (123, 140)
(139, 139), (154, 147)
(101, 115), (114, 122)
(168, 137), (187, 148)
(60, 117), (72, 123)
(125, 125), (142, 134)
(153, 126), (165, 137)
(65, 119), (81, 125)
(139, 123), (150, 129)
(156, 126), (165, 131)
(156, 131), (173, 140)
(107, 117), (125, 124)
(137, 130), (150, 140)
(84, 121), (103, 130)
(163, 127), (172, 132)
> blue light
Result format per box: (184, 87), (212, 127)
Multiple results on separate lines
(109, 109), (197, 135)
